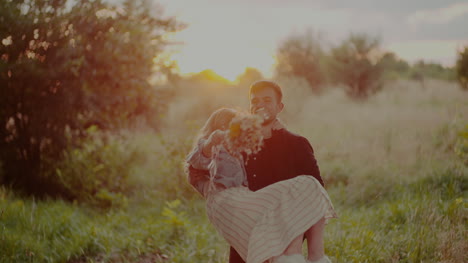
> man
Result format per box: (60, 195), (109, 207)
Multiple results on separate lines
(188, 80), (326, 263)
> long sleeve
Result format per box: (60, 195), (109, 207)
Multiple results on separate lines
(186, 139), (211, 170)
(294, 136), (323, 186)
(186, 139), (211, 196)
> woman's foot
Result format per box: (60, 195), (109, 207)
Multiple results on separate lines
(306, 255), (331, 263)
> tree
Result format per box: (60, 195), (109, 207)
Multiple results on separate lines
(274, 30), (326, 93)
(378, 52), (410, 80)
(455, 46), (468, 90)
(235, 67), (264, 89)
(330, 33), (383, 100)
(410, 60), (456, 83)
(0, 0), (183, 195)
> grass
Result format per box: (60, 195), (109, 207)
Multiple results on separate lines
(0, 190), (228, 263)
(1, 79), (467, 262)
(325, 166), (467, 262)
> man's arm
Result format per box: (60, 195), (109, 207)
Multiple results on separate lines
(294, 136), (324, 186)
(229, 246), (245, 263)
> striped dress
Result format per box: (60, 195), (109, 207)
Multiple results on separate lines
(206, 175), (337, 263)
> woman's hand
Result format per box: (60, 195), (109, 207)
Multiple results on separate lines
(202, 130), (226, 157)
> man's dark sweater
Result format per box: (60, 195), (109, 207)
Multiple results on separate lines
(244, 128), (322, 191)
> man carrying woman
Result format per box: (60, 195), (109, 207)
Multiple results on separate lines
(187, 80), (337, 263)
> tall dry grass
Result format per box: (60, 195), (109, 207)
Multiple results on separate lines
(162, 78), (467, 178)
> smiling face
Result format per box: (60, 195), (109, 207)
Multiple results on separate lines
(249, 86), (284, 126)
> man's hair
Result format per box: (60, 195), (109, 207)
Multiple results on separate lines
(249, 80), (283, 102)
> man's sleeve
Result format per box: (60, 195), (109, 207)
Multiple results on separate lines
(229, 246), (245, 263)
(294, 136), (324, 187)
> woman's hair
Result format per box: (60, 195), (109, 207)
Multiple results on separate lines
(199, 108), (237, 140)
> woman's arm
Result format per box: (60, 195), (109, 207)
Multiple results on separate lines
(185, 130), (227, 196)
(201, 130), (226, 157)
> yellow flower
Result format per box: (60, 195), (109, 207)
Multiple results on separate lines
(229, 122), (241, 138)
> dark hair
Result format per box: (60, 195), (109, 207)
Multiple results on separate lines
(249, 80), (283, 102)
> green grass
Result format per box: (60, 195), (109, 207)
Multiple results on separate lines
(1, 165), (465, 263)
(0, 190), (228, 263)
(1, 80), (467, 262)
(324, 166), (467, 262)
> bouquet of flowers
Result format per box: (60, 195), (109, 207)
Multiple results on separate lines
(225, 112), (264, 161)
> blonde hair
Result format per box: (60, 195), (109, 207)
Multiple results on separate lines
(199, 108), (237, 140)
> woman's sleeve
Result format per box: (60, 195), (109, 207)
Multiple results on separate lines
(185, 139), (212, 197)
(186, 139), (211, 170)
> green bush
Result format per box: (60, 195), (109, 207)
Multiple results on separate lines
(151, 135), (200, 200)
(46, 130), (143, 209)
(456, 46), (468, 90)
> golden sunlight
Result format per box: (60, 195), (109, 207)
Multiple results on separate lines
(171, 35), (275, 82)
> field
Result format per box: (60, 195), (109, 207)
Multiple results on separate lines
(1, 79), (467, 263)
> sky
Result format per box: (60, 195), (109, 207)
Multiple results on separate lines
(154, 0), (468, 81)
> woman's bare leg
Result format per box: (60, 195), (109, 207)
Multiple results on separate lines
(272, 234), (307, 263)
(283, 234), (304, 255)
(305, 217), (326, 261)
(274, 218), (327, 263)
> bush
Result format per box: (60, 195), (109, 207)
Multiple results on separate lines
(152, 135), (199, 200)
(46, 129), (143, 208)
(455, 46), (468, 90)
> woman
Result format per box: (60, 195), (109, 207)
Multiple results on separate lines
(186, 108), (337, 263)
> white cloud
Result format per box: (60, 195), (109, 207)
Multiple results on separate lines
(408, 2), (468, 29)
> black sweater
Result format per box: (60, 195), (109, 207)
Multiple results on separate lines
(244, 128), (323, 191)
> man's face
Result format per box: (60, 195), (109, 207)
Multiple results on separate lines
(249, 88), (284, 126)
